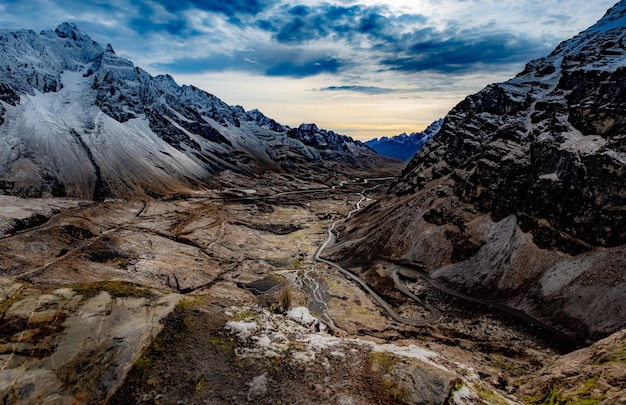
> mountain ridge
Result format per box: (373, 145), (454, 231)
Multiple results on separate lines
(325, 0), (626, 343)
(0, 23), (393, 199)
(365, 118), (443, 161)
(391, 0), (626, 248)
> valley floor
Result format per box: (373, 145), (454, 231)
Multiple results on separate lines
(0, 171), (623, 404)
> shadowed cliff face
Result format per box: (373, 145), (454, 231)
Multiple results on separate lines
(325, 2), (626, 343)
(391, 3), (626, 248)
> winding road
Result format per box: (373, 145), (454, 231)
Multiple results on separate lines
(313, 179), (441, 325)
(390, 262), (584, 348)
(1, 177), (585, 347)
(312, 178), (586, 349)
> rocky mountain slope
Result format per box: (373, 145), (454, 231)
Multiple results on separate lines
(365, 118), (443, 161)
(0, 23), (389, 199)
(325, 1), (626, 343)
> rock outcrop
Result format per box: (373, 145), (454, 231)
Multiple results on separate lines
(0, 278), (181, 404)
(517, 329), (626, 404)
(390, 2), (626, 248)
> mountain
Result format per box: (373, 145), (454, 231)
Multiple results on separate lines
(365, 118), (443, 161)
(324, 1), (626, 343)
(0, 23), (389, 199)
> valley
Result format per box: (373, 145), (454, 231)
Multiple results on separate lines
(0, 4), (625, 403)
(2, 168), (621, 404)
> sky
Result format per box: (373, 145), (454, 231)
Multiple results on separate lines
(0, 1), (618, 140)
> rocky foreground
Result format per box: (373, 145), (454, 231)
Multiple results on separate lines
(0, 171), (624, 404)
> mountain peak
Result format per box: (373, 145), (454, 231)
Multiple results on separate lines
(298, 123), (319, 132)
(0, 23), (391, 198)
(595, 0), (626, 32)
(541, 0), (626, 72)
(389, 0), (626, 248)
(329, 1), (626, 346)
(365, 118), (443, 161)
(55, 22), (89, 41)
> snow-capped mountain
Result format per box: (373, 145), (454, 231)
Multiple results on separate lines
(325, 1), (626, 342)
(0, 23), (383, 199)
(365, 118), (443, 161)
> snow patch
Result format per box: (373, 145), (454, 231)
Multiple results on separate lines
(247, 373), (268, 400)
(329, 350), (345, 358)
(370, 343), (441, 366)
(300, 333), (342, 351)
(253, 334), (272, 348)
(450, 384), (477, 405)
(604, 149), (626, 165)
(287, 306), (317, 326)
(225, 320), (257, 340)
(539, 173), (560, 182)
(220, 306), (506, 401)
(292, 351), (316, 363)
(561, 132), (607, 154)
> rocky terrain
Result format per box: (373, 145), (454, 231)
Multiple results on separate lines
(365, 119), (443, 161)
(325, 1), (626, 347)
(2, 167), (624, 404)
(0, 3), (625, 404)
(2, 170), (623, 404)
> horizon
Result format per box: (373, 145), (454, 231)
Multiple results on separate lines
(0, 0), (618, 140)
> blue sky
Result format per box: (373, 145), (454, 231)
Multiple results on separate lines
(0, 0), (617, 139)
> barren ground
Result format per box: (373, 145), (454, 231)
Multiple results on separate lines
(0, 170), (623, 404)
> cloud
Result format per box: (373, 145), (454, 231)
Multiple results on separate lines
(154, 56), (233, 74)
(140, 1), (553, 80)
(138, 0), (268, 17)
(251, 3), (549, 76)
(266, 58), (341, 77)
(380, 29), (549, 73)
(154, 48), (342, 78)
(128, 17), (189, 36)
(316, 86), (416, 95)
(0, 0), (613, 82)
(263, 4), (428, 45)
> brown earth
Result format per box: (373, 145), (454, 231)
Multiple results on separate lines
(0, 169), (624, 404)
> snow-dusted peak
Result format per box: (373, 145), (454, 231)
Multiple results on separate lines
(588, 0), (626, 33)
(299, 123), (319, 132)
(0, 22), (390, 198)
(392, 1), (626, 247)
(287, 123), (374, 160)
(543, 0), (626, 72)
(0, 23), (108, 95)
(365, 118), (442, 161)
(155, 74), (180, 91)
(53, 22), (103, 61)
(54, 22), (82, 39)
(247, 109), (287, 132)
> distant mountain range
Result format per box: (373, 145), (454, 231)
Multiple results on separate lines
(326, 1), (626, 343)
(0, 23), (389, 199)
(364, 118), (443, 161)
